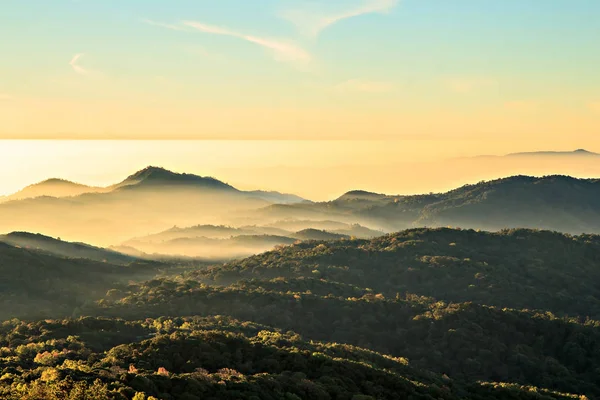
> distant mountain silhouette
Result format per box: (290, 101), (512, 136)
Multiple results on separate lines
(255, 175), (600, 234)
(341, 190), (385, 197)
(507, 149), (599, 157)
(123, 233), (297, 259)
(354, 175), (600, 233)
(3, 178), (103, 202)
(8, 166), (600, 245)
(113, 166), (238, 191)
(5, 166), (307, 203)
(119, 220), (385, 258)
(0, 167), (307, 244)
(293, 229), (350, 241)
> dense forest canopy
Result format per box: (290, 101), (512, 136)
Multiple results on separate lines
(2, 224), (600, 398)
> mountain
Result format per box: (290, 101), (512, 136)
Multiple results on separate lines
(266, 219), (355, 232)
(120, 224), (373, 259)
(507, 149), (599, 157)
(197, 228), (600, 319)
(121, 224), (358, 258)
(125, 224), (252, 242)
(332, 223), (386, 238)
(293, 228), (350, 241)
(9, 169), (600, 247)
(3, 178), (102, 202)
(410, 175), (600, 232)
(112, 166), (238, 192)
(112, 167), (307, 202)
(258, 175), (600, 234)
(0, 231), (138, 265)
(123, 234), (298, 259)
(0, 167), (305, 245)
(337, 190), (390, 201)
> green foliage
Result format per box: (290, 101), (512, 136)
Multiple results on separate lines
(196, 228), (600, 319)
(0, 317), (588, 400)
(3, 228), (600, 398)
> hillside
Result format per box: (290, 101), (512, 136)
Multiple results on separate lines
(264, 175), (600, 234)
(0, 232), (138, 265)
(112, 166), (238, 192)
(197, 228), (600, 319)
(293, 229), (350, 241)
(93, 282), (600, 397)
(3, 228), (600, 397)
(0, 317), (581, 400)
(413, 175), (600, 232)
(0, 242), (160, 320)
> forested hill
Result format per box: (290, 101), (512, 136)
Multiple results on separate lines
(196, 228), (600, 319)
(266, 175), (600, 234)
(0, 241), (160, 320)
(4, 228), (600, 398)
(0, 317), (584, 400)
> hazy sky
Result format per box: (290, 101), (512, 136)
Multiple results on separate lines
(1, 0), (599, 142)
(1, 1), (600, 199)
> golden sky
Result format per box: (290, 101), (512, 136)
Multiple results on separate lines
(1, 0), (599, 141)
(1, 1), (600, 199)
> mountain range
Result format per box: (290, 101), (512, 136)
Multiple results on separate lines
(0, 167), (307, 245)
(2, 166), (306, 204)
(116, 222), (379, 259)
(5, 165), (600, 248)
(259, 175), (600, 234)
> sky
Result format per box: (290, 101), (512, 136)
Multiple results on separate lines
(0, 1), (599, 198)
(1, 0), (599, 140)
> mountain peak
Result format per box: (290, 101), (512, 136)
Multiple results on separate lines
(5, 178), (96, 202)
(336, 190), (387, 201)
(28, 178), (89, 189)
(43, 178), (80, 184)
(127, 166), (177, 181)
(116, 166), (237, 191)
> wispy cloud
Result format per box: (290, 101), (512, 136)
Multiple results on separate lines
(282, 0), (399, 38)
(69, 53), (88, 75)
(144, 19), (311, 65)
(182, 21), (311, 64)
(446, 77), (497, 94)
(335, 79), (393, 93)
